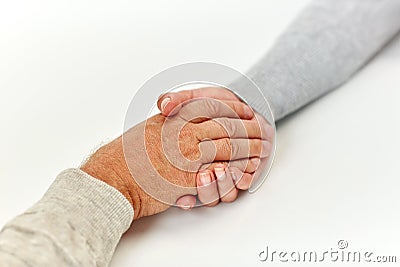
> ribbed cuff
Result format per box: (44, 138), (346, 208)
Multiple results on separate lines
(44, 168), (134, 239)
(4, 169), (134, 266)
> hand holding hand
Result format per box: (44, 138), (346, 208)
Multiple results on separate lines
(81, 95), (270, 219)
(157, 87), (275, 209)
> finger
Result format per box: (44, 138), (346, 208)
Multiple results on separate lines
(157, 87), (239, 116)
(195, 118), (268, 140)
(248, 156), (270, 190)
(199, 139), (272, 162)
(197, 170), (220, 207)
(200, 158), (260, 174)
(214, 165), (238, 203)
(176, 195), (197, 210)
(234, 157), (260, 173)
(229, 167), (254, 190)
(254, 113), (275, 141)
(178, 98), (254, 122)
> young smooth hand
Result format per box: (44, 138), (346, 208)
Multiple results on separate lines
(157, 87), (275, 209)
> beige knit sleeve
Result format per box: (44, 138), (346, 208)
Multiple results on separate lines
(0, 169), (134, 267)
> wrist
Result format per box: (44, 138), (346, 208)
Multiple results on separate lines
(80, 162), (133, 206)
(80, 138), (141, 217)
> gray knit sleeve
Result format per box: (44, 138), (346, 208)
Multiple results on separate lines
(232, 0), (400, 121)
(0, 169), (134, 267)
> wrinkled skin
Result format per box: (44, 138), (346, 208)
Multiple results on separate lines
(82, 97), (270, 219)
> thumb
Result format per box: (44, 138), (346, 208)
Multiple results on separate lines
(157, 90), (194, 116)
(157, 87), (239, 116)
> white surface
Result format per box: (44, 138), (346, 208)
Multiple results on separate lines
(1, 1), (399, 266)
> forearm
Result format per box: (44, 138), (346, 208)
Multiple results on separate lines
(0, 169), (133, 267)
(232, 0), (400, 121)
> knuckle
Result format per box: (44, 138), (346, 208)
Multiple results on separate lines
(252, 121), (262, 137)
(217, 118), (234, 137)
(210, 119), (227, 136)
(203, 99), (219, 117)
(198, 141), (215, 162)
(178, 124), (201, 160)
(179, 124), (192, 138)
(221, 138), (233, 157)
(234, 159), (247, 171)
(253, 139), (262, 154)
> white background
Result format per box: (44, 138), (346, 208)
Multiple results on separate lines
(1, 1), (399, 266)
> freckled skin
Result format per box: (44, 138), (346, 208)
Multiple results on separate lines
(81, 110), (268, 219)
(82, 88), (273, 218)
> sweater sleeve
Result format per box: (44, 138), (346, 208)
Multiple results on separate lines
(231, 0), (400, 121)
(0, 169), (134, 267)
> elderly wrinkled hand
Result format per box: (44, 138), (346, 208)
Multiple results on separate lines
(81, 93), (271, 219)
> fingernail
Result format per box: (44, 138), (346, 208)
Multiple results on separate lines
(214, 166), (226, 180)
(230, 171), (239, 182)
(161, 97), (171, 112)
(181, 205), (192, 210)
(244, 105), (253, 118)
(200, 172), (211, 185)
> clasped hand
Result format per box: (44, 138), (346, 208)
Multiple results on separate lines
(82, 87), (274, 220)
